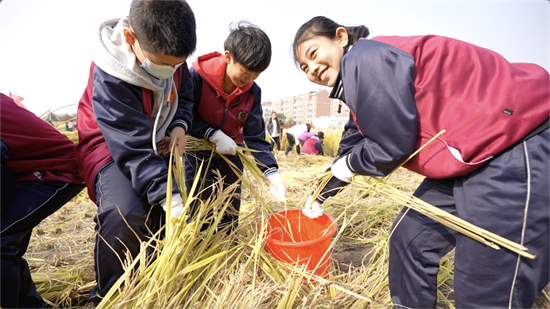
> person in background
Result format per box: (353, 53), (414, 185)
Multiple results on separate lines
(1, 93), (84, 308)
(294, 16), (549, 308)
(184, 21), (286, 233)
(74, 0), (197, 303)
(301, 131), (324, 156)
(267, 111), (281, 152)
(285, 123), (311, 155)
(297, 131), (317, 148)
(67, 120), (75, 131)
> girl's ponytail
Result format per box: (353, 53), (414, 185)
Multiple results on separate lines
(293, 16), (369, 65)
(345, 25), (370, 46)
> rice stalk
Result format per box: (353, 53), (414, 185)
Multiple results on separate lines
(312, 129), (534, 259)
(353, 175), (534, 258)
(42, 129), (545, 307)
(97, 137), (281, 307)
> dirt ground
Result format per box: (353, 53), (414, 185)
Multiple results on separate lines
(26, 151), (550, 307)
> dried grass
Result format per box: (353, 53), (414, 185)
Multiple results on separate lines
(25, 133), (550, 308)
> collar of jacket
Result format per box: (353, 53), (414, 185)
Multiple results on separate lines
(329, 45), (353, 102)
(192, 52), (254, 104)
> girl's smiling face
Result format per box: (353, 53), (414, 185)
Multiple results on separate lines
(295, 27), (348, 87)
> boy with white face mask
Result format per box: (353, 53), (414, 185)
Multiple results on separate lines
(74, 0), (196, 303)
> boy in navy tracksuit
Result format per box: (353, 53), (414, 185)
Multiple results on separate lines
(184, 21), (286, 232)
(294, 16), (549, 308)
(75, 0), (196, 303)
(1, 93), (84, 308)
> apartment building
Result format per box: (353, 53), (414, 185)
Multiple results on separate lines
(262, 89), (350, 124)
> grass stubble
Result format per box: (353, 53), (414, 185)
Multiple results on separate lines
(27, 130), (549, 308)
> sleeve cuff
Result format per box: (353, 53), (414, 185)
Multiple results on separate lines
(264, 167), (278, 177)
(168, 120), (189, 134)
(345, 154), (357, 173)
(205, 127), (216, 141)
(315, 174), (349, 204)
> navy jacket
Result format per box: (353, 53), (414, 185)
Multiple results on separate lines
(187, 53), (279, 176)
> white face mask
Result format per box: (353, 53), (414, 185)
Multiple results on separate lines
(136, 41), (183, 79)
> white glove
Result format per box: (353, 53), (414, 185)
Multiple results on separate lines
(210, 129), (237, 155)
(161, 193), (184, 219)
(331, 155), (356, 183)
(266, 172), (287, 202)
(302, 196), (324, 219)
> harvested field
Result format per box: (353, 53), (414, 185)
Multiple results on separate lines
(27, 135), (550, 308)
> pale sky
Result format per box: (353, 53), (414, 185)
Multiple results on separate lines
(1, 0), (549, 117)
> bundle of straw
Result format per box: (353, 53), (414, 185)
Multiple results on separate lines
(96, 136), (380, 307)
(30, 126), (547, 307)
(312, 130), (535, 259)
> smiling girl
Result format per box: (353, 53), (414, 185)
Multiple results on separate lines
(294, 16), (549, 308)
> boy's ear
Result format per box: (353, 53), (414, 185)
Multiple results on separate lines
(335, 27), (349, 47)
(224, 51), (232, 64)
(123, 28), (136, 45)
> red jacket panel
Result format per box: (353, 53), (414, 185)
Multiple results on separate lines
(301, 138), (320, 155)
(192, 53), (254, 144)
(1, 93), (82, 184)
(340, 36), (549, 179)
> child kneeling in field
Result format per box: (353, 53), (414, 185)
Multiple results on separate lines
(295, 16), (549, 308)
(300, 131), (324, 156)
(1, 93), (84, 308)
(75, 0), (196, 303)
(183, 21), (286, 232)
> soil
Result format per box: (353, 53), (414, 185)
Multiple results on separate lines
(25, 151), (550, 308)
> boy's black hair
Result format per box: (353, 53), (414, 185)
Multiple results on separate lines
(292, 16), (369, 66)
(224, 21), (271, 73)
(129, 0), (196, 57)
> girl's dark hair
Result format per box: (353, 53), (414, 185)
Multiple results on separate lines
(224, 20), (272, 73)
(129, 0), (197, 57)
(292, 16), (369, 64)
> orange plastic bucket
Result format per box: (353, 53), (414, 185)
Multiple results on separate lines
(263, 209), (338, 277)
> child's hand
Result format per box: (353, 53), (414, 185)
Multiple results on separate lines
(266, 172), (287, 202)
(209, 129), (237, 155)
(331, 155), (355, 183)
(170, 127), (187, 155)
(161, 193), (184, 218)
(302, 196), (324, 219)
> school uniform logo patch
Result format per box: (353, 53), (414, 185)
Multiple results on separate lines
(237, 110), (249, 122)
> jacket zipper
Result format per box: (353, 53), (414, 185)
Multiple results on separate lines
(220, 107), (229, 129)
(219, 96), (242, 130)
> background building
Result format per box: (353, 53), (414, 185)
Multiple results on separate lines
(263, 89), (350, 127)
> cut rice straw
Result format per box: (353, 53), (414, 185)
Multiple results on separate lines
(353, 176), (534, 258)
(313, 129), (535, 259)
(183, 136), (299, 243)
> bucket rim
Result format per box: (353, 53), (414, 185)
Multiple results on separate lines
(265, 209), (338, 248)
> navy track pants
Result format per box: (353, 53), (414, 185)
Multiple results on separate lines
(89, 161), (165, 304)
(389, 129), (549, 308)
(1, 180), (84, 308)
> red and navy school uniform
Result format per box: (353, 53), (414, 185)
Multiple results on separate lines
(75, 62), (193, 303)
(1, 93), (84, 308)
(321, 36), (549, 307)
(184, 52), (278, 230)
(301, 137), (323, 156)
